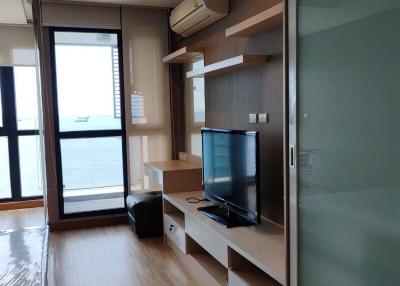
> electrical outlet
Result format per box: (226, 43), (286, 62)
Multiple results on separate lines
(259, 113), (269, 123)
(249, 113), (257, 124)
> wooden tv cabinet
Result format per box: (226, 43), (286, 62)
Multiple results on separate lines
(144, 156), (285, 286)
(163, 191), (285, 286)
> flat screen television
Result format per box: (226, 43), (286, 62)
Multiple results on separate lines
(199, 128), (260, 228)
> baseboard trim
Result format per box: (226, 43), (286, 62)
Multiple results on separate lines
(48, 214), (128, 232)
(0, 199), (44, 211)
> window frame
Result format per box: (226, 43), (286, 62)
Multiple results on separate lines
(48, 27), (128, 219)
(0, 67), (42, 203)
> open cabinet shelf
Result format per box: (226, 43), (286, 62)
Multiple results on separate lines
(162, 46), (203, 64)
(187, 236), (228, 286)
(186, 55), (268, 78)
(228, 247), (281, 286)
(225, 2), (283, 38)
(164, 199), (185, 229)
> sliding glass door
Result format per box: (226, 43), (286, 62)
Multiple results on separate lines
(49, 28), (127, 217)
(0, 66), (42, 202)
(289, 1), (400, 285)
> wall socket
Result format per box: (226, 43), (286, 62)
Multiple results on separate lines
(259, 113), (269, 124)
(249, 113), (257, 124)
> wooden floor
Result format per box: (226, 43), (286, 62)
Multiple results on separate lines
(0, 207), (45, 230)
(48, 225), (200, 286)
(0, 208), (196, 285)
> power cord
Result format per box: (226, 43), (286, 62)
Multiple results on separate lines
(185, 197), (208, 204)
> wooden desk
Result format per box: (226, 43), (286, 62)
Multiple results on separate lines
(144, 160), (202, 193)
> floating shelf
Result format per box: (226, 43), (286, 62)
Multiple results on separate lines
(162, 46), (203, 64)
(226, 3), (283, 38)
(186, 55), (268, 78)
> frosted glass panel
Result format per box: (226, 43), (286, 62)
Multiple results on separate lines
(298, 1), (400, 286)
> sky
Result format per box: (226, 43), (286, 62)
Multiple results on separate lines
(55, 45), (115, 117)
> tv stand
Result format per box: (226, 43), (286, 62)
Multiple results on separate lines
(162, 191), (285, 285)
(198, 205), (256, 228)
(145, 156), (285, 285)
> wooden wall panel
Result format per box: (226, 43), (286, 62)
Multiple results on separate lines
(172, 0), (284, 224)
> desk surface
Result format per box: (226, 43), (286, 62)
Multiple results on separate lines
(144, 160), (201, 172)
(163, 191), (285, 285)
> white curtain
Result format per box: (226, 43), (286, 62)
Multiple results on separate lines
(121, 7), (171, 192)
(0, 25), (35, 66)
(41, 3), (121, 29)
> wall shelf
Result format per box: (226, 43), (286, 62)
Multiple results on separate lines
(186, 55), (268, 78)
(225, 3), (283, 38)
(162, 46), (203, 64)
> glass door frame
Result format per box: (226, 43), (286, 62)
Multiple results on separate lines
(288, 0), (299, 285)
(0, 67), (42, 203)
(48, 27), (128, 219)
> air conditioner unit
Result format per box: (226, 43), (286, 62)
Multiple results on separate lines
(170, 0), (229, 37)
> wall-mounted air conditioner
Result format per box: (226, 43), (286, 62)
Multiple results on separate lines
(170, 0), (229, 37)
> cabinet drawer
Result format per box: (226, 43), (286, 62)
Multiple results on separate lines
(164, 214), (186, 253)
(186, 215), (228, 267)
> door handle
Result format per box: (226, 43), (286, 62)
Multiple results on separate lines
(290, 145), (296, 169)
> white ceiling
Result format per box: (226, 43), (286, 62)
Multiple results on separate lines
(0, 0), (31, 25)
(55, 0), (182, 8)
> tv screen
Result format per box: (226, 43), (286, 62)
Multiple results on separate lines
(202, 128), (260, 224)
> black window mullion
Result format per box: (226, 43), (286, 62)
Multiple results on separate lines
(59, 129), (122, 139)
(0, 67), (22, 200)
(0, 76), (5, 130)
(17, 130), (39, 136)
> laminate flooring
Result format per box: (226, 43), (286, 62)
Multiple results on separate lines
(48, 224), (199, 286)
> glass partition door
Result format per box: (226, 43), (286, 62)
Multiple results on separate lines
(50, 28), (127, 217)
(290, 1), (400, 285)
